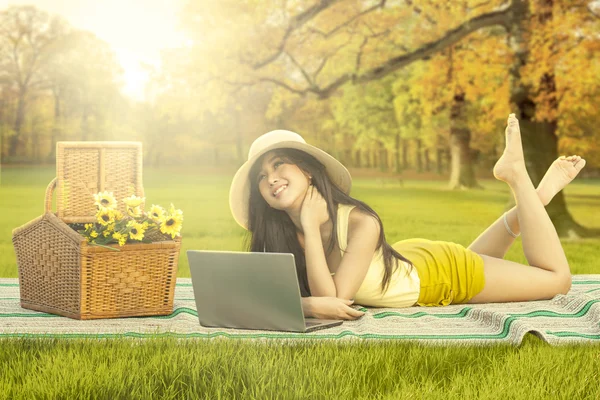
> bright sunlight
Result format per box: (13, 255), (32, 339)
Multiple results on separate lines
(0, 0), (187, 101)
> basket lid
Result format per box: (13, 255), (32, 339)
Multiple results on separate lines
(55, 141), (144, 223)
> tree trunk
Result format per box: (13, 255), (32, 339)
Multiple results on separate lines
(344, 149), (352, 167)
(48, 88), (61, 162)
(0, 96), (6, 161)
(448, 92), (481, 189)
(436, 148), (444, 174)
(32, 120), (40, 162)
(394, 134), (401, 173)
(508, 0), (589, 237)
(9, 89), (26, 157)
(234, 113), (244, 165)
(355, 149), (362, 168)
(402, 139), (409, 170)
(372, 149), (378, 170)
(379, 142), (387, 171)
(415, 138), (422, 173)
(424, 148), (430, 172)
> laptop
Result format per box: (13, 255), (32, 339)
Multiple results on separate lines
(187, 250), (343, 333)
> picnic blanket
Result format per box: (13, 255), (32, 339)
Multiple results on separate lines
(1, 276), (599, 345)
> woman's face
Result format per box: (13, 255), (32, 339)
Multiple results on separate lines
(256, 151), (311, 212)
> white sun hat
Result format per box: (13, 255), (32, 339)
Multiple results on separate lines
(228, 130), (352, 230)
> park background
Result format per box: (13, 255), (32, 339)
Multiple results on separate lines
(1, 0), (599, 236)
(1, 1), (600, 398)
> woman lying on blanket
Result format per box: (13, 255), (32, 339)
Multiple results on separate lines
(228, 114), (586, 320)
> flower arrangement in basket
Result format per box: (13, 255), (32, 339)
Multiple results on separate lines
(12, 141), (185, 320)
(75, 191), (183, 249)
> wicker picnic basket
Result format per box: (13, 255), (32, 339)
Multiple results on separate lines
(12, 142), (181, 320)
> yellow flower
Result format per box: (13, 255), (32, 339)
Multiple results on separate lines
(160, 211), (183, 239)
(128, 221), (146, 241)
(169, 203), (183, 218)
(96, 209), (115, 226)
(113, 232), (128, 246)
(148, 205), (165, 222)
(90, 230), (98, 238)
(123, 195), (145, 208)
(113, 210), (123, 221)
(84, 224), (93, 230)
(93, 191), (117, 210)
(103, 231), (110, 237)
(127, 206), (143, 218)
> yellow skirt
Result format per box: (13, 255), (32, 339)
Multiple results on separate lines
(392, 239), (486, 307)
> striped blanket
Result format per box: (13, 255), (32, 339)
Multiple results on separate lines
(1, 276), (599, 345)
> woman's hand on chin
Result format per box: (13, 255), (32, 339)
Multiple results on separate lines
(300, 185), (330, 229)
(309, 297), (366, 320)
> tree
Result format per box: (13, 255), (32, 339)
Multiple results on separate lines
(183, 0), (599, 235)
(0, 5), (69, 157)
(507, 0), (600, 236)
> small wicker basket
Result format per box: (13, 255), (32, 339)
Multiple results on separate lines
(11, 142), (181, 320)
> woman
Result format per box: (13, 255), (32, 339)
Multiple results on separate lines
(229, 114), (586, 320)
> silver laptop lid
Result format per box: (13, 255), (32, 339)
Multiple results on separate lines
(187, 250), (307, 332)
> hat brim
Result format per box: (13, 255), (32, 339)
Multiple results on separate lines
(229, 141), (352, 230)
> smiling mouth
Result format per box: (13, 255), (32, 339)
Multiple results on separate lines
(273, 185), (288, 197)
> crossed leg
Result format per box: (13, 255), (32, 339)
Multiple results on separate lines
(468, 114), (582, 304)
(468, 155), (586, 258)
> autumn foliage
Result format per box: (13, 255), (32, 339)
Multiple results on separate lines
(1, 0), (599, 174)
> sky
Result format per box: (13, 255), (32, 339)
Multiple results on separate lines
(0, 0), (188, 101)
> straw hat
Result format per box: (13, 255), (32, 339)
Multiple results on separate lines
(229, 130), (352, 230)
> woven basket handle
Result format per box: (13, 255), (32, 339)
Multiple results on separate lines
(45, 178), (57, 214)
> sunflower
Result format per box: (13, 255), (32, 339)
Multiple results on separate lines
(118, 233), (128, 246)
(169, 203), (183, 218)
(128, 221), (146, 241)
(127, 206), (143, 218)
(123, 195), (145, 208)
(93, 191), (117, 210)
(148, 205), (165, 222)
(112, 231), (128, 246)
(96, 209), (115, 226)
(160, 211), (183, 239)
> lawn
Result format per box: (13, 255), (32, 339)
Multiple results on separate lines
(1, 165), (599, 399)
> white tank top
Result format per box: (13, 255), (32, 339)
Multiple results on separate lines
(336, 204), (420, 308)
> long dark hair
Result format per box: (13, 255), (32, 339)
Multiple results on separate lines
(244, 148), (413, 297)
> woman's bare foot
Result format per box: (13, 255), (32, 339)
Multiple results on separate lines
(536, 155), (586, 206)
(493, 114), (528, 185)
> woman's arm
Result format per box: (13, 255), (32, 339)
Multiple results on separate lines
(303, 224), (337, 297)
(333, 211), (381, 300)
(301, 297), (313, 317)
(302, 296), (366, 320)
(300, 187), (380, 299)
(301, 185), (337, 297)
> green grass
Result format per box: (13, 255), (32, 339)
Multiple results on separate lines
(0, 336), (599, 399)
(1, 166), (600, 399)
